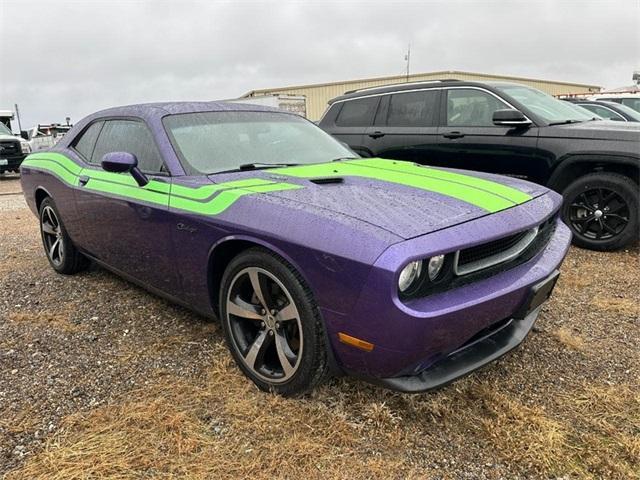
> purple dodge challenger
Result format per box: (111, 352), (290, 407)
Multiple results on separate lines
(20, 102), (571, 396)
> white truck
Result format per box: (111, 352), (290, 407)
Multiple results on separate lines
(0, 110), (31, 174)
(23, 123), (73, 151)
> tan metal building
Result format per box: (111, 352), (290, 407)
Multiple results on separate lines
(240, 70), (602, 121)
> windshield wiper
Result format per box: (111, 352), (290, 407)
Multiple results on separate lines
(331, 156), (360, 162)
(214, 163), (300, 174)
(548, 119), (585, 126)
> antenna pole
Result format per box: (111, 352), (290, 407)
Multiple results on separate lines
(405, 44), (411, 82)
(14, 104), (23, 133)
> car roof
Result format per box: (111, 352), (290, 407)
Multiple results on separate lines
(91, 101), (284, 118)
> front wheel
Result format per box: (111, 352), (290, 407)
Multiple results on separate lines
(39, 197), (89, 274)
(562, 172), (639, 251)
(219, 248), (329, 396)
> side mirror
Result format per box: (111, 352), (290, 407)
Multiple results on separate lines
(101, 152), (149, 186)
(492, 109), (532, 127)
(20, 131), (29, 141)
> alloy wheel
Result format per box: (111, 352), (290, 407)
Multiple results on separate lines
(226, 267), (303, 383)
(568, 187), (630, 241)
(41, 205), (64, 267)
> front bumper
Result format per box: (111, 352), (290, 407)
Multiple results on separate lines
(373, 269), (557, 392)
(0, 154), (26, 171)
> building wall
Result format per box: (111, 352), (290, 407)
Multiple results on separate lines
(243, 70), (601, 120)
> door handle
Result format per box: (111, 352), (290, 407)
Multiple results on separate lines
(368, 131), (385, 139)
(443, 131), (465, 139)
(78, 175), (90, 186)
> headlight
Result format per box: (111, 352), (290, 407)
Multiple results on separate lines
(398, 260), (423, 293)
(20, 141), (31, 154)
(427, 255), (445, 281)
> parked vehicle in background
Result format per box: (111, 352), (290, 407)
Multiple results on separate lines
(23, 123), (73, 151)
(0, 110), (15, 130)
(0, 121), (30, 174)
(20, 101), (570, 396)
(563, 99), (640, 122)
(228, 94), (307, 117)
(590, 92), (640, 113)
(319, 80), (640, 251)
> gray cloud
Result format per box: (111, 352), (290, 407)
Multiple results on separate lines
(1, 0), (638, 127)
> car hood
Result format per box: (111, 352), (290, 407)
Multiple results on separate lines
(543, 119), (640, 141)
(208, 159), (548, 240)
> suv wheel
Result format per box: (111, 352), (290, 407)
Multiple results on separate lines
(39, 197), (90, 274)
(562, 172), (639, 251)
(219, 247), (329, 396)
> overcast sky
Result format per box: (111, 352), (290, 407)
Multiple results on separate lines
(1, 0), (638, 128)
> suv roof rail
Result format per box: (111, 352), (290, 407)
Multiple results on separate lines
(344, 78), (460, 95)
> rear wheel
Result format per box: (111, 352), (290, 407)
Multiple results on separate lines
(562, 172), (639, 251)
(39, 197), (89, 274)
(219, 248), (328, 396)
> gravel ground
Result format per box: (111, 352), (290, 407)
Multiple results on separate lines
(1, 175), (638, 479)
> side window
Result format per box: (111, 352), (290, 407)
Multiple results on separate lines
(446, 89), (509, 127)
(581, 105), (624, 121)
(621, 98), (640, 112)
(92, 120), (164, 173)
(72, 122), (103, 161)
(387, 90), (439, 127)
(335, 97), (379, 127)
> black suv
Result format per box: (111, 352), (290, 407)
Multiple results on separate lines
(319, 80), (639, 251)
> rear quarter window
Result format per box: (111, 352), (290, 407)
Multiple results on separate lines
(335, 97), (380, 127)
(72, 122), (104, 161)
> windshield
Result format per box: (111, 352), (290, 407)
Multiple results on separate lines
(163, 111), (355, 175)
(493, 84), (594, 124)
(0, 123), (12, 136)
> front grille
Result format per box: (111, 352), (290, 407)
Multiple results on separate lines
(455, 226), (539, 275)
(0, 141), (20, 155)
(459, 230), (529, 266)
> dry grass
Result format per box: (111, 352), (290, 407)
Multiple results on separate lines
(552, 327), (587, 351)
(7, 310), (82, 333)
(591, 297), (639, 317)
(7, 353), (639, 480)
(5, 355), (414, 480)
(466, 383), (640, 478)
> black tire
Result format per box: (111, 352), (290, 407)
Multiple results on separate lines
(39, 197), (89, 274)
(562, 172), (639, 251)
(219, 247), (329, 396)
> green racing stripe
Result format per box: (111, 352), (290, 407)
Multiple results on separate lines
(21, 152), (302, 215)
(22, 153), (532, 216)
(274, 158), (532, 212)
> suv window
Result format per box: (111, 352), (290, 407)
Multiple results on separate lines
(335, 97), (379, 127)
(91, 120), (164, 172)
(446, 89), (509, 127)
(72, 122), (103, 160)
(386, 90), (439, 127)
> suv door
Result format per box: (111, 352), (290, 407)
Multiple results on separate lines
(72, 119), (178, 294)
(433, 87), (541, 181)
(320, 96), (379, 156)
(362, 89), (440, 161)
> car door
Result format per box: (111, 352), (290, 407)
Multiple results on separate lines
(362, 89), (440, 162)
(72, 119), (179, 295)
(433, 87), (541, 181)
(325, 96), (379, 156)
